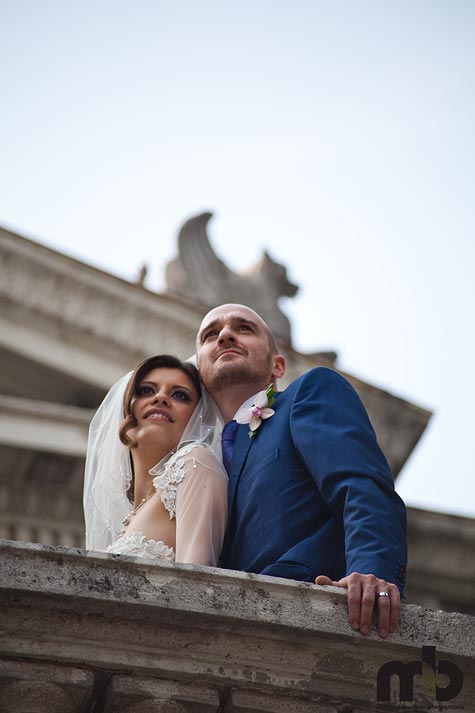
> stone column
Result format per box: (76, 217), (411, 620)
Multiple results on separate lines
(120, 702), (189, 713)
(104, 675), (219, 713)
(0, 661), (94, 713)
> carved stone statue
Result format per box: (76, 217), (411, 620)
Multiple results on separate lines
(134, 262), (149, 287)
(165, 212), (299, 344)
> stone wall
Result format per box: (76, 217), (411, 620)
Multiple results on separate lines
(406, 507), (475, 615)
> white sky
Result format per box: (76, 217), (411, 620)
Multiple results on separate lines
(1, 1), (474, 517)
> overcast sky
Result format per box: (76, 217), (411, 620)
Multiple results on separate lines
(1, 1), (474, 517)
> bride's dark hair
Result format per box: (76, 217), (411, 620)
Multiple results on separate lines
(119, 355), (201, 448)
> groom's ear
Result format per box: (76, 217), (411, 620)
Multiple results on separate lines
(271, 355), (286, 381)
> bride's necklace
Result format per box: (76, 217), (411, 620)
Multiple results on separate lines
(120, 492), (155, 537)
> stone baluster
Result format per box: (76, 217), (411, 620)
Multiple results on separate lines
(120, 702), (189, 713)
(0, 681), (75, 713)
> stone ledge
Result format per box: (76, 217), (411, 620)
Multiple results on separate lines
(0, 540), (473, 712)
(0, 395), (92, 456)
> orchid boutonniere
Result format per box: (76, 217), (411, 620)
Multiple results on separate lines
(235, 384), (276, 438)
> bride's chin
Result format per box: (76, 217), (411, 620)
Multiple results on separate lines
(134, 428), (177, 452)
(136, 421), (173, 441)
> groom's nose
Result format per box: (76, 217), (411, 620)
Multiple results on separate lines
(218, 325), (236, 344)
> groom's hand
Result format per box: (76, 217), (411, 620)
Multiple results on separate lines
(315, 572), (401, 638)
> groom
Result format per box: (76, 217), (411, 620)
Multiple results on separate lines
(196, 303), (407, 638)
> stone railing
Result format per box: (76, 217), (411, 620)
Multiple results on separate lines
(0, 541), (473, 712)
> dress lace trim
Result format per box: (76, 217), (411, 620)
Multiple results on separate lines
(152, 443), (198, 520)
(106, 532), (175, 561)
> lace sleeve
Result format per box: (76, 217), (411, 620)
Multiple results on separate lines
(174, 445), (228, 567)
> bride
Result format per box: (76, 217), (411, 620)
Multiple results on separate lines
(83, 354), (227, 566)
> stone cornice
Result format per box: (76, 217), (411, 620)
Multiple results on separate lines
(0, 395), (93, 423)
(0, 226), (203, 357)
(406, 507), (475, 612)
(408, 505), (475, 539)
(0, 396), (93, 456)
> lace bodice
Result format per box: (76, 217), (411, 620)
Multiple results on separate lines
(106, 444), (227, 565)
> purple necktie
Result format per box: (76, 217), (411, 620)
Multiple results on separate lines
(221, 420), (239, 473)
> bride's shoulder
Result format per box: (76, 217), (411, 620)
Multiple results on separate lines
(152, 442), (226, 504)
(157, 442), (224, 478)
(177, 442), (224, 471)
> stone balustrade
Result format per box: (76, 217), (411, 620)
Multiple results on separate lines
(0, 540), (473, 712)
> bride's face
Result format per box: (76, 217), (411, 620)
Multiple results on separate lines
(129, 367), (200, 455)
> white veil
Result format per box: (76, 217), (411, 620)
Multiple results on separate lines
(83, 370), (223, 551)
(83, 372), (133, 551)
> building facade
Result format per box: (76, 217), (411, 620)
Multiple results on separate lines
(0, 220), (474, 711)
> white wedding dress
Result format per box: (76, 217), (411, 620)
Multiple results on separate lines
(106, 443), (228, 567)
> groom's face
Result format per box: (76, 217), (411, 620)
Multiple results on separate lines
(197, 304), (284, 394)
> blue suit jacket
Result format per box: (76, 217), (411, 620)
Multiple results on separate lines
(220, 367), (407, 595)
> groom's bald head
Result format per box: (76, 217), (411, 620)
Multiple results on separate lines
(196, 303), (278, 353)
(196, 304), (285, 397)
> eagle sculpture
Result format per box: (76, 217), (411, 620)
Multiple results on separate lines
(165, 212), (299, 345)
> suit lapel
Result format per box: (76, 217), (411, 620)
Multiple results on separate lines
(228, 424), (255, 516)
